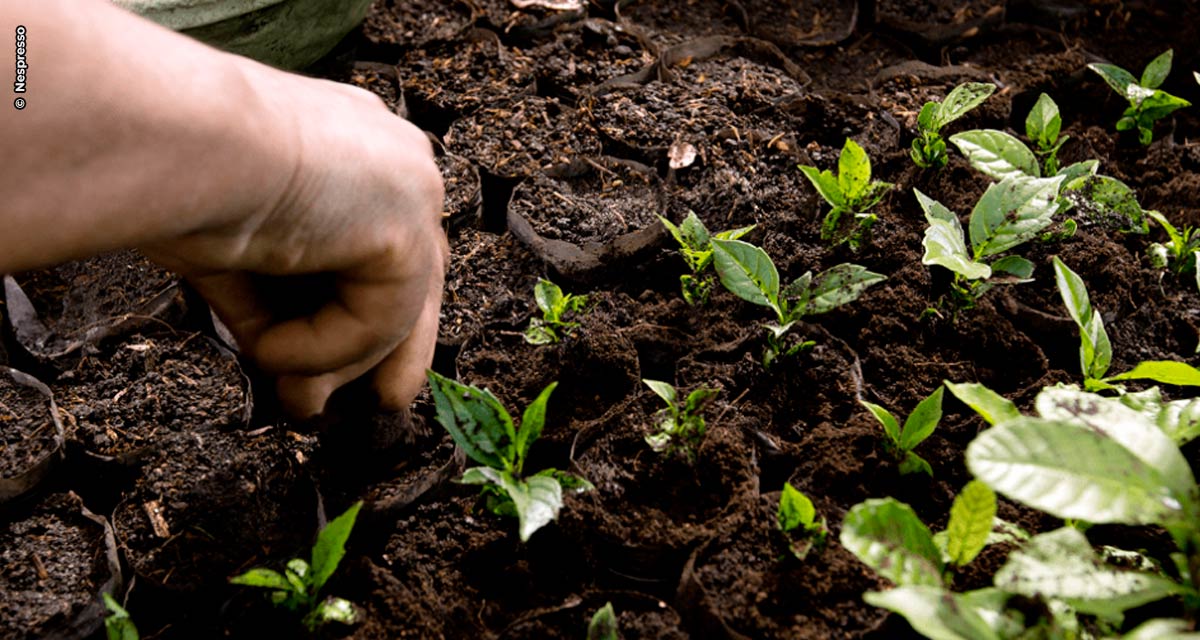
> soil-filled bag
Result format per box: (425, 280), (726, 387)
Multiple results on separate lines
(0, 367), (65, 504)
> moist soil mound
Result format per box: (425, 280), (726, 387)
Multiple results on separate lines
(2, 1), (1200, 638)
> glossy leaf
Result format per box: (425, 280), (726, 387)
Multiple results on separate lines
(1056, 159), (1099, 183)
(642, 379), (677, 406)
(945, 480), (996, 568)
(989, 256), (1034, 280)
(916, 190), (992, 280)
(1061, 175), (1148, 233)
(944, 381), (1020, 425)
(533, 279), (563, 316)
(969, 175), (1063, 257)
(311, 501), (362, 593)
(1052, 257), (1112, 380)
(1117, 618), (1200, 640)
(230, 567), (293, 591)
(994, 527), (1182, 618)
(711, 239), (780, 311)
(103, 593), (140, 640)
(798, 165), (846, 209)
(899, 387), (944, 452)
(427, 370), (515, 469)
(861, 400), (901, 446)
(778, 482), (817, 533)
(1089, 63), (1137, 94)
(840, 498), (944, 587)
(950, 129), (1040, 180)
(864, 587), (1003, 640)
(967, 416), (1189, 525)
(935, 83), (997, 130)
(515, 382), (557, 472)
(1026, 93), (1062, 148)
(1107, 360), (1200, 387)
(804, 263), (885, 316)
(498, 471), (563, 542)
(838, 138), (871, 202)
(588, 602), (619, 640)
(1141, 49), (1174, 89)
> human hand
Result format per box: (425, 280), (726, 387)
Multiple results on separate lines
(142, 66), (447, 418)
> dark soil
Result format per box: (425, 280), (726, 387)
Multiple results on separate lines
(3, 0), (1200, 638)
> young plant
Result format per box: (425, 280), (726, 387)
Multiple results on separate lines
(711, 238), (885, 367)
(911, 82), (996, 169)
(777, 482), (828, 560)
(523, 279), (587, 345)
(1053, 256), (1200, 391)
(103, 593), (139, 640)
(642, 379), (719, 463)
(229, 502), (362, 632)
(1147, 210), (1200, 278)
(859, 386), (944, 476)
(798, 138), (894, 249)
(426, 370), (593, 541)
(966, 385), (1200, 627)
(917, 175), (1064, 307)
(1088, 49), (1192, 145)
(658, 211), (755, 305)
(587, 602), (618, 640)
(950, 92), (1098, 183)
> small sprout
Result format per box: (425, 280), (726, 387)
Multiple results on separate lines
(426, 371), (593, 541)
(524, 279), (588, 345)
(229, 501), (363, 632)
(659, 211), (755, 305)
(777, 482), (828, 560)
(860, 387), (944, 477)
(917, 175), (1064, 308)
(1088, 49), (1192, 145)
(942, 480), (997, 570)
(1053, 256), (1200, 391)
(711, 238), (884, 367)
(1146, 210), (1200, 278)
(1026, 93), (1067, 175)
(911, 82), (996, 169)
(798, 138), (893, 249)
(642, 379), (719, 463)
(587, 602), (619, 640)
(103, 593), (139, 640)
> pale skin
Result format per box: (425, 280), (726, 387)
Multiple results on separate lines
(0, 0), (448, 417)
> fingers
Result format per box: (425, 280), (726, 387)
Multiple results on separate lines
(371, 265), (445, 410)
(186, 271), (274, 351)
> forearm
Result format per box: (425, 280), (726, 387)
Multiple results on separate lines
(0, 0), (294, 273)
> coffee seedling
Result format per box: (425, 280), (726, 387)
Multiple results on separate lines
(711, 238), (883, 366)
(1147, 210), (1200, 280)
(799, 138), (893, 249)
(1089, 49), (1191, 145)
(587, 602), (619, 640)
(658, 211), (755, 305)
(777, 482), (827, 560)
(917, 175), (1064, 307)
(860, 386), (944, 476)
(524, 278), (588, 345)
(642, 379), (719, 463)
(229, 501), (362, 631)
(911, 82), (996, 169)
(103, 593), (139, 640)
(426, 371), (593, 541)
(1053, 256), (1200, 391)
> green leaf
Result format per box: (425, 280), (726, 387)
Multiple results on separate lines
(798, 165), (846, 209)
(497, 471), (563, 542)
(803, 263), (885, 316)
(949, 130), (1040, 180)
(935, 83), (997, 130)
(994, 527), (1183, 619)
(311, 501), (362, 593)
(587, 602), (619, 640)
(916, 190), (992, 281)
(427, 370), (516, 469)
(684, 387), (719, 414)
(677, 211), (711, 249)
(658, 215), (686, 249)
(533, 279), (563, 317)
(1026, 93), (1062, 148)
(103, 593), (140, 640)
(1118, 387), (1200, 445)
(969, 175), (1064, 257)
(311, 597), (358, 627)
(1089, 62), (1137, 95)
(642, 379), (677, 406)
(861, 400), (901, 446)
(945, 480), (996, 568)
(1107, 360), (1200, 387)
(900, 452), (934, 477)
(1117, 618), (1200, 640)
(838, 138), (872, 202)
(1141, 49), (1174, 89)
(1033, 386), (1197, 499)
(1056, 159), (1100, 183)
(1135, 89), (1190, 122)
(460, 465), (501, 485)
(966, 417), (1190, 525)
(944, 381), (1020, 426)
(778, 482), (816, 532)
(1052, 257), (1112, 380)
(1147, 210), (1184, 248)
(534, 468), (594, 493)
(523, 320), (558, 345)
(230, 567), (294, 590)
(899, 387), (944, 452)
(989, 255), (1034, 280)
(864, 587), (1003, 640)
(515, 382), (557, 473)
(840, 498), (944, 587)
(917, 101), (940, 132)
(711, 239), (781, 313)
(713, 224), (756, 242)
(1061, 175), (1148, 233)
